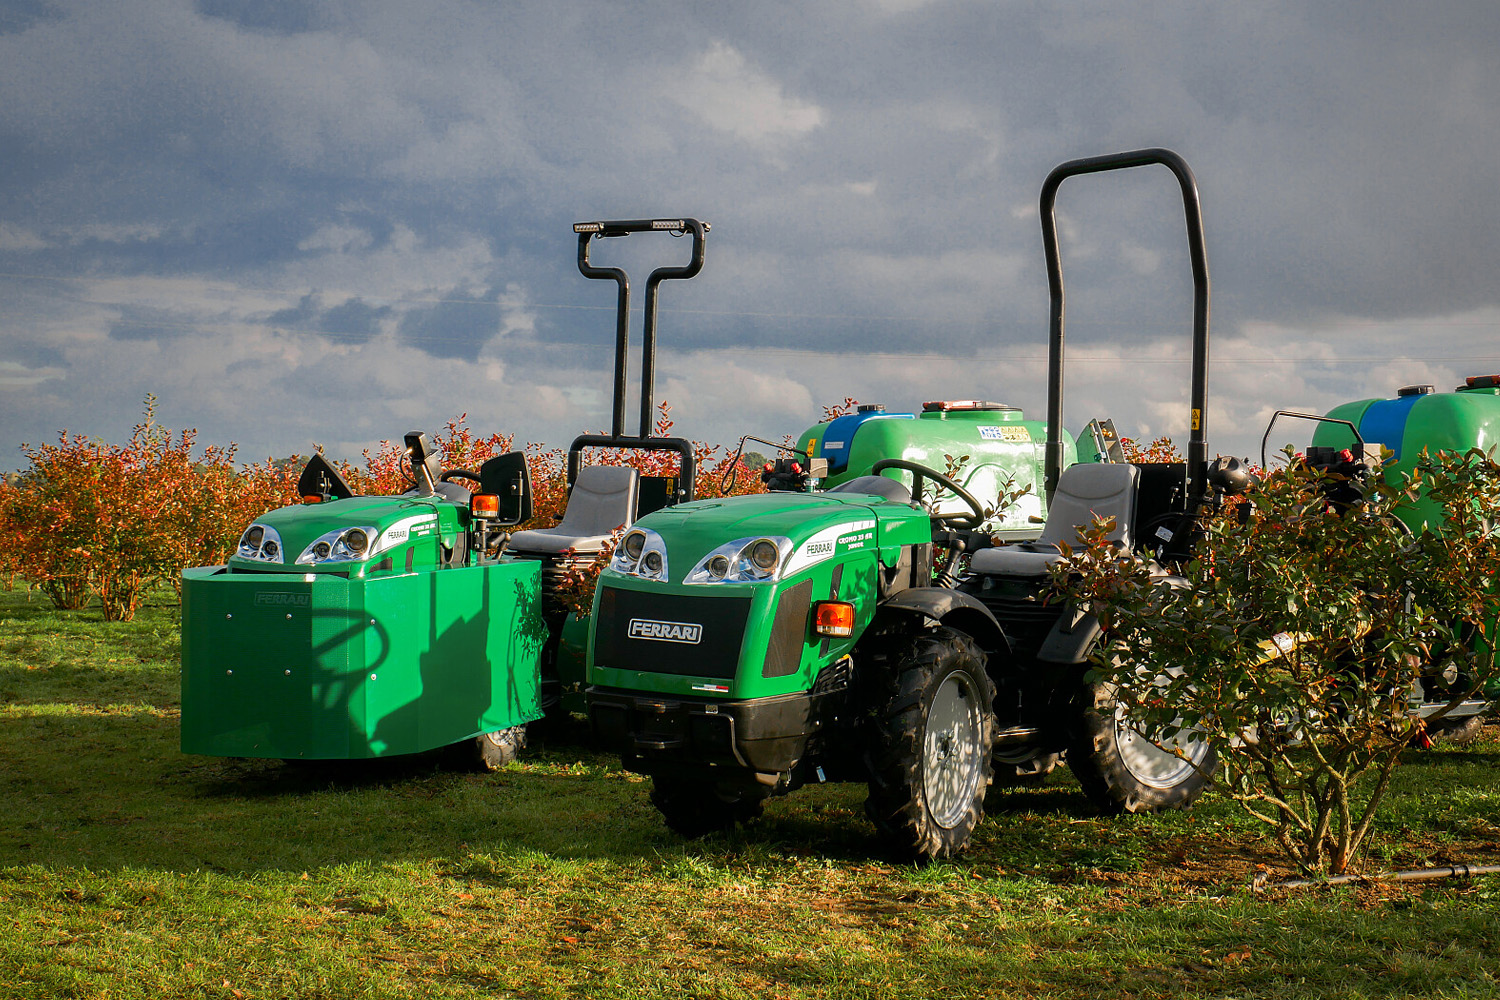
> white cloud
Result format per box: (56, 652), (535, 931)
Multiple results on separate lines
(0, 224), (49, 251)
(673, 41), (824, 144)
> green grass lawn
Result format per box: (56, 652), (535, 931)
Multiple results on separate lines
(2, 587), (1499, 999)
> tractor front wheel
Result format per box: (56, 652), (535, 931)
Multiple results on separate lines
(469, 725), (527, 771)
(649, 775), (765, 839)
(864, 626), (997, 860)
(1068, 682), (1215, 813)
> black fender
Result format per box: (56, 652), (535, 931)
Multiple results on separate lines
(878, 588), (1010, 658)
(1036, 606), (1102, 665)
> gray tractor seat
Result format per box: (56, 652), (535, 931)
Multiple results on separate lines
(508, 465), (641, 556)
(827, 475), (913, 504)
(968, 462), (1140, 577)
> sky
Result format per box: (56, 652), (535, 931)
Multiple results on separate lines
(3, 0), (1500, 472)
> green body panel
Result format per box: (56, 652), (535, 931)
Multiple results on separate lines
(182, 490), (546, 759)
(1314, 387), (1500, 534)
(587, 490), (926, 701)
(796, 408), (1077, 538)
(557, 613), (591, 713)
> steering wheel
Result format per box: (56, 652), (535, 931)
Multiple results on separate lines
(870, 458), (989, 530)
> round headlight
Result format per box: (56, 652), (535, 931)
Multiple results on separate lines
(344, 528), (369, 556)
(262, 540), (279, 559)
(707, 554), (731, 579)
(748, 539), (780, 572)
(622, 531), (646, 560)
(643, 551), (663, 574)
(313, 540), (331, 559)
(245, 526), (264, 548)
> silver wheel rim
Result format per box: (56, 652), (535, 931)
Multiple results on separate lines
(924, 672), (985, 829)
(1113, 705), (1209, 790)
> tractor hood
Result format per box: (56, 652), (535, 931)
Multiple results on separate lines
(227, 493), (462, 577)
(606, 488), (932, 587)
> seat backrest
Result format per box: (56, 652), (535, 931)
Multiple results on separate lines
(555, 465), (641, 537)
(1038, 463), (1140, 548)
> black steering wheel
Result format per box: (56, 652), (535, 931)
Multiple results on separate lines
(870, 458), (989, 530)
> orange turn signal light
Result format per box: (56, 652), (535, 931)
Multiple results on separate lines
(471, 493), (500, 518)
(813, 600), (855, 638)
(301, 494), (322, 504)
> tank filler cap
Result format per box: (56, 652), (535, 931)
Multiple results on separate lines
(1396, 384), (1434, 397)
(1462, 374), (1500, 390)
(856, 403), (885, 413)
(920, 400), (1016, 412)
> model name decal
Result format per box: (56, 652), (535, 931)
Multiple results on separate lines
(627, 618), (703, 644)
(978, 425), (1031, 442)
(254, 592), (310, 606)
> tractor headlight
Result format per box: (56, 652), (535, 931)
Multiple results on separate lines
(684, 536), (792, 585)
(237, 523), (285, 563)
(296, 525), (382, 566)
(610, 527), (669, 582)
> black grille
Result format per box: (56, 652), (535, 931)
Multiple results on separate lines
(592, 586), (752, 679)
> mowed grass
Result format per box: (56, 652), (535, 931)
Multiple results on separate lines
(2, 588), (1499, 999)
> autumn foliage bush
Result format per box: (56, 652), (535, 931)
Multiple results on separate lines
(0, 397), (301, 621)
(0, 398), (762, 621)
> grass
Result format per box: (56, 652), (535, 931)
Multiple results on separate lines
(3, 587), (1500, 998)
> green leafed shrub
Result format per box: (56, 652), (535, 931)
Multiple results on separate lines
(1055, 447), (1500, 874)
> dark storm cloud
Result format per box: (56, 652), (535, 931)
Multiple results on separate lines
(2, 0), (1499, 465)
(398, 289), (504, 362)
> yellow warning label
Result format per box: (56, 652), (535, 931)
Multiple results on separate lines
(1191, 408), (1202, 432)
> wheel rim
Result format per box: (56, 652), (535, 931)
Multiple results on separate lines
(1113, 706), (1209, 789)
(924, 671), (985, 829)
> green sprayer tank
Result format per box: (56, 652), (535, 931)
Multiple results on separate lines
(795, 401), (1079, 539)
(1312, 376), (1500, 533)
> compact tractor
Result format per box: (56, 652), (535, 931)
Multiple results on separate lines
(181, 218), (711, 765)
(586, 150), (1243, 858)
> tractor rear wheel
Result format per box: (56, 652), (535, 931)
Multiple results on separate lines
(1068, 682), (1215, 813)
(649, 775), (765, 839)
(864, 626), (997, 860)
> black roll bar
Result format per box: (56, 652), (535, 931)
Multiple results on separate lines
(1039, 149), (1211, 504)
(566, 433), (697, 504)
(574, 218), (709, 439)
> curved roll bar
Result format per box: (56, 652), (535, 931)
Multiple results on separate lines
(1039, 149), (1211, 504)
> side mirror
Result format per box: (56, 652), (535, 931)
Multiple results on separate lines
(296, 453), (355, 501)
(404, 430), (442, 495)
(477, 452), (533, 526)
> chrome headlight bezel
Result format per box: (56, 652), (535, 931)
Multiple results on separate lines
(236, 523), (285, 563)
(295, 524), (382, 566)
(609, 527), (670, 582)
(684, 536), (792, 585)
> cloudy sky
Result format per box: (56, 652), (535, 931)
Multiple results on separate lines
(3, 0), (1499, 471)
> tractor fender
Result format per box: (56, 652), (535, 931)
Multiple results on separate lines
(1036, 606), (1102, 665)
(878, 588), (1010, 657)
(1036, 574), (1187, 665)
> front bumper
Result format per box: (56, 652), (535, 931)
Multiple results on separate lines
(588, 685), (821, 773)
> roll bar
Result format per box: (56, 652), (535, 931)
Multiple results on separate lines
(574, 218), (709, 439)
(1039, 149), (1211, 504)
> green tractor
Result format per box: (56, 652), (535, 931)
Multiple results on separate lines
(587, 150), (1240, 858)
(181, 218), (710, 765)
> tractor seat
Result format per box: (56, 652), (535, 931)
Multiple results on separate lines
(968, 463), (1139, 577)
(827, 475), (913, 504)
(508, 465), (641, 556)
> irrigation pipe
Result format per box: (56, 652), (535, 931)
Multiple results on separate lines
(1256, 863), (1500, 891)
